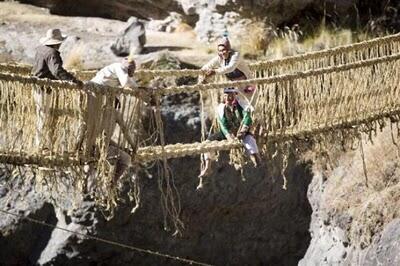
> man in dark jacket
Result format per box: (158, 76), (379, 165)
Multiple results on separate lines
(32, 29), (80, 82)
(32, 28), (81, 150)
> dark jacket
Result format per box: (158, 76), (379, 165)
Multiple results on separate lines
(31, 45), (78, 82)
(217, 103), (252, 137)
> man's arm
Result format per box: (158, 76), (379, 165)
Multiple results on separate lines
(47, 51), (79, 82)
(214, 51), (240, 74)
(241, 109), (252, 127)
(201, 56), (220, 71)
(237, 108), (252, 139)
(218, 116), (231, 137)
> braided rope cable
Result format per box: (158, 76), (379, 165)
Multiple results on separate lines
(157, 53), (400, 95)
(136, 107), (400, 162)
(0, 152), (89, 166)
(0, 72), (149, 99)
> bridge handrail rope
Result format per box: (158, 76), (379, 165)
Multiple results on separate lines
(157, 52), (400, 95)
(0, 72), (150, 100)
(1, 52), (399, 100)
(1, 33), (399, 78)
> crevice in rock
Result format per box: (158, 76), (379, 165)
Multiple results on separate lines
(0, 203), (57, 265)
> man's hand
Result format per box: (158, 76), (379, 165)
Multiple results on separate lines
(205, 69), (216, 77)
(236, 131), (245, 139)
(236, 125), (249, 139)
(74, 79), (84, 87)
(226, 133), (236, 141)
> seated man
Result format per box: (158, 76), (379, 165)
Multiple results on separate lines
(197, 88), (261, 190)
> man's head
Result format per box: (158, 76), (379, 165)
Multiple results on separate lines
(217, 37), (231, 60)
(40, 29), (67, 50)
(223, 88), (238, 105)
(123, 57), (136, 77)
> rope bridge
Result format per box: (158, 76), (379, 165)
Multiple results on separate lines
(1, 33), (400, 233)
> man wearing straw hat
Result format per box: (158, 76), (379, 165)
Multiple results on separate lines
(32, 28), (82, 150)
(197, 88), (261, 190)
(32, 29), (81, 83)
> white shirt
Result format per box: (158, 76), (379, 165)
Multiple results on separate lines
(91, 63), (137, 88)
(202, 51), (257, 112)
(201, 51), (253, 79)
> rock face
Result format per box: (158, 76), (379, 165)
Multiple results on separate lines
(300, 129), (400, 266)
(363, 219), (400, 265)
(18, 0), (400, 44)
(19, 0), (182, 21)
(16, 0), (323, 24)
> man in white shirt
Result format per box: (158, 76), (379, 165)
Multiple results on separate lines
(84, 57), (139, 181)
(201, 37), (257, 112)
(91, 57), (137, 88)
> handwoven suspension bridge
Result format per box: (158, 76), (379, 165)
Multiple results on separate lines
(1, 33), (400, 232)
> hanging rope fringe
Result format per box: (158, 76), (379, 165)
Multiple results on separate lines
(0, 73), (144, 219)
(153, 95), (184, 235)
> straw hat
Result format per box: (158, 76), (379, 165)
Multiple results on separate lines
(40, 29), (67, 46)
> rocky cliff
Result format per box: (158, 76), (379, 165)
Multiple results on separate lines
(17, 0), (400, 32)
(16, 0), (399, 44)
(300, 128), (400, 266)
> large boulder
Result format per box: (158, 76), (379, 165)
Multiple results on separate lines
(110, 17), (146, 56)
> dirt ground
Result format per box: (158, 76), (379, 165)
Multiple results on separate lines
(0, 2), (212, 68)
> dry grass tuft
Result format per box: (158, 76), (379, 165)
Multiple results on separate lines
(239, 21), (275, 57)
(302, 27), (353, 51)
(64, 43), (85, 71)
(238, 23), (366, 60)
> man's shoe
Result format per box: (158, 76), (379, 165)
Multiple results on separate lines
(250, 154), (258, 168)
(196, 177), (207, 190)
(250, 154), (263, 168)
(198, 166), (213, 178)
